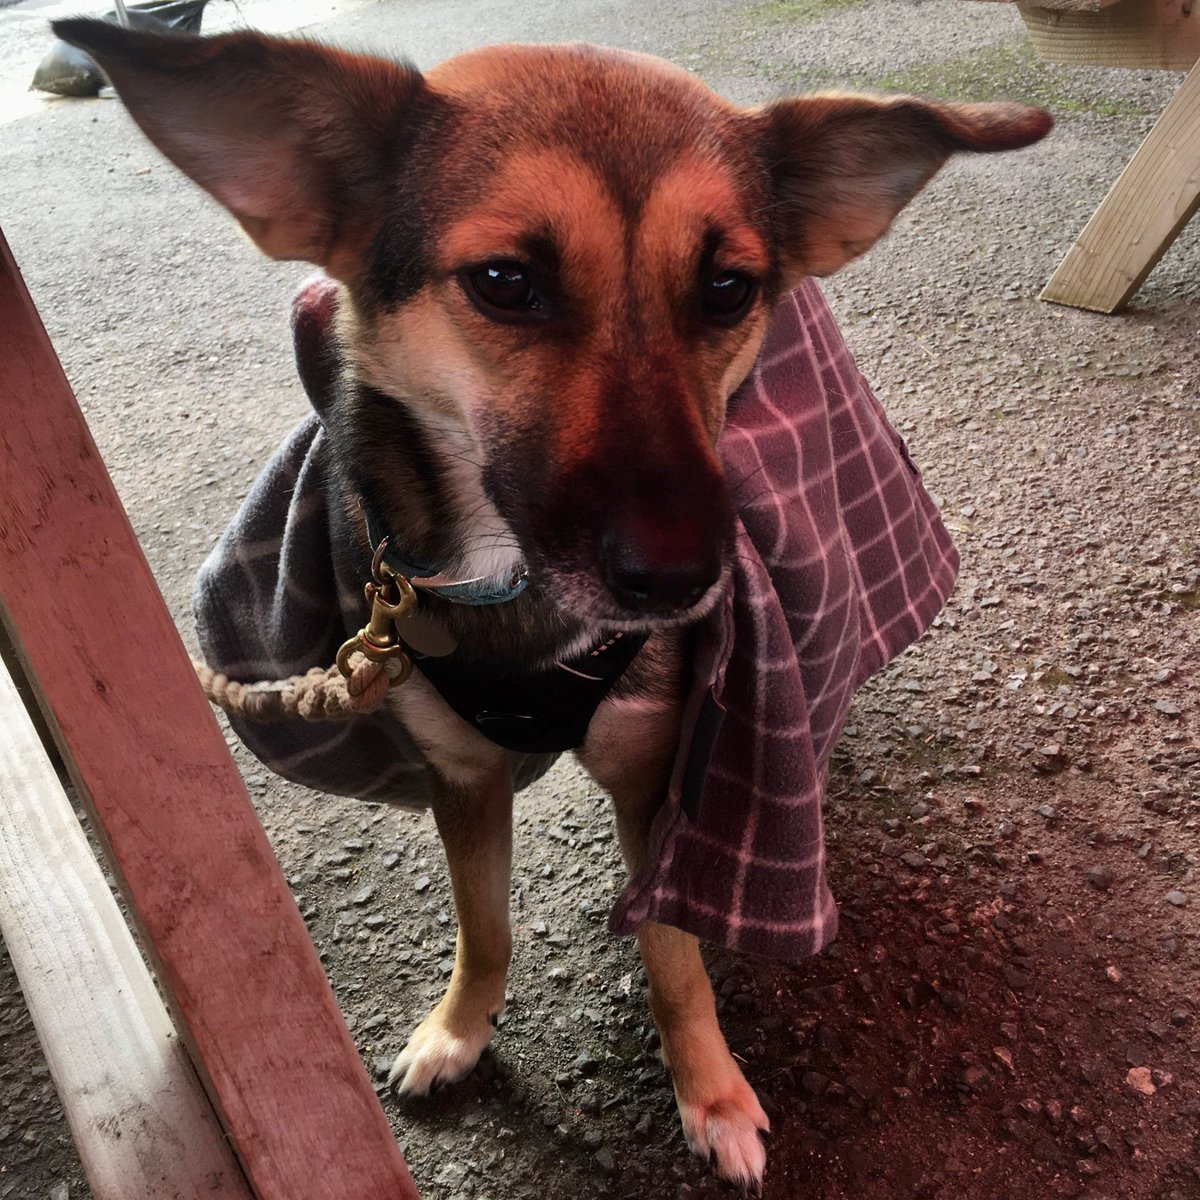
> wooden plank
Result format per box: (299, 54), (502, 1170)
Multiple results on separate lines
(1017, 0), (1200, 69)
(0, 226), (420, 1200)
(969, 0), (1125, 12)
(1041, 54), (1200, 311)
(0, 642), (254, 1200)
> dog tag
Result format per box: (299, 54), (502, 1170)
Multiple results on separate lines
(399, 611), (458, 657)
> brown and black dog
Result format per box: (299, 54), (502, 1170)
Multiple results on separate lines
(55, 18), (1050, 1188)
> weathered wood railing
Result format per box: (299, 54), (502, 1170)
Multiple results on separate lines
(0, 225), (421, 1200)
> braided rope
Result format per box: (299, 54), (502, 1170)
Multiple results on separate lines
(191, 653), (398, 723)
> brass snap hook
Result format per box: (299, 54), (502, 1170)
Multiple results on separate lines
(336, 539), (418, 686)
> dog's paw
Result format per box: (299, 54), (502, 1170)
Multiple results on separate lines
(387, 1004), (499, 1096)
(677, 1079), (770, 1192)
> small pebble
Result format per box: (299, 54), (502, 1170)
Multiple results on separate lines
(802, 1071), (829, 1096)
(1125, 1067), (1156, 1096)
(573, 1052), (600, 1077)
(962, 1065), (990, 1091)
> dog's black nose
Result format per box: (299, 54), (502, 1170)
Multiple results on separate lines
(600, 520), (723, 614)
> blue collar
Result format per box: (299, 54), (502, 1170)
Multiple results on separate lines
(362, 501), (529, 607)
(409, 565), (529, 606)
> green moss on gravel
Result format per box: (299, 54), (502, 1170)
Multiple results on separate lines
(1164, 587), (1200, 611)
(749, 0), (867, 20)
(710, 29), (1160, 119)
(853, 42), (1155, 118)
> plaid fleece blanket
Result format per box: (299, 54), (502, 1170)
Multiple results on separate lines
(195, 277), (957, 960)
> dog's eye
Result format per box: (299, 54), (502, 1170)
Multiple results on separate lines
(701, 272), (756, 325)
(462, 262), (542, 320)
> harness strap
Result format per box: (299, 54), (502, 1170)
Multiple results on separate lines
(413, 630), (648, 753)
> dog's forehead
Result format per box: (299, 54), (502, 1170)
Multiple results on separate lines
(435, 147), (769, 283)
(364, 44), (764, 309)
(425, 43), (743, 166)
(426, 42), (720, 105)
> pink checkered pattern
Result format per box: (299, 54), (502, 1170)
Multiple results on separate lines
(609, 280), (957, 957)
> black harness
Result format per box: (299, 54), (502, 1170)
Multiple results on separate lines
(362, 504), (646, 754)
(413, 631), (647, 754)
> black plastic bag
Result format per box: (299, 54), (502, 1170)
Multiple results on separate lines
(31, 0), (211, 98)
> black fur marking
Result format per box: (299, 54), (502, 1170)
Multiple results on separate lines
(323, 382), (454, 577)
(366, 95), (461, 309)
(323, 379), (592, 668)
(511, 229), (580, 327)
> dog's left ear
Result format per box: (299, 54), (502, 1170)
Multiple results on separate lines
(760, 95), (1052, 280)
(52, 20), (428, 275)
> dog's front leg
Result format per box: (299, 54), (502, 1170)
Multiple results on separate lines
(637, 921), (769, 1190)
(388, 763), (513, 1095)
(580, 679), (769, 1191)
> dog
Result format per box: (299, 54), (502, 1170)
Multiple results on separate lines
(54, 18), (1050, 1189)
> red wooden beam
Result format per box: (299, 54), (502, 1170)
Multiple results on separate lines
(0, 225), (420, 1200)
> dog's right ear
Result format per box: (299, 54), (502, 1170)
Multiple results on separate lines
(52, 20), (427, 275)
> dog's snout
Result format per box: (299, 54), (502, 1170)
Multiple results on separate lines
(600, 515), (724, 614)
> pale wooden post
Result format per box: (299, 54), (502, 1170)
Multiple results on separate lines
(967, 0), (1200, 310)
(0, 641), (255, 1200)
(1040, 54), (1200, 311)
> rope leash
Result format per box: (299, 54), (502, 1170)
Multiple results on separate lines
(192, 652), (402, 723)
(194, 538), (417, 724)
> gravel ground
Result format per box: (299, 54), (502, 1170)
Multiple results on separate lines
(1, 1), (1197, 1197)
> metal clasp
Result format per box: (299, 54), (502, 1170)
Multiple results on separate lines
(336, 541), (417, 687)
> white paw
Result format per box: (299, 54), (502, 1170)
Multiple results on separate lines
(387, 1007), (498, 1096)
(678, 1087), (770, 1192)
